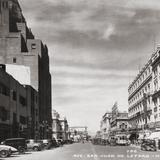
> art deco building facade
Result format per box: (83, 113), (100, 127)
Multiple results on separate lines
(128, 46), (160, 131)
(0, 65), (39, 141)
(0, 0), (52, 138)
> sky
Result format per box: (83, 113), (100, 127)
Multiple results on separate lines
(19, 0), (160, 134)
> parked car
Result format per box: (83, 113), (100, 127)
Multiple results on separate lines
(141, 139), (156, 151)
(0, 144), (17, 158)
(64, 139), (74, 144)
(0, 144), (17, 155)
(41, 139), (52, 149)
(26, 139), (42, 151)
(52, 138), (59, 147)
(1, 138), (27, 154)
(56, 139), (64, 146)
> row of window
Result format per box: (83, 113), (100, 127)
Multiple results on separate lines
(129, 83), (150, 105)
(0, 83), (37, 107)
(129, 66), (151, 95)
(129, 102), (144, 114)
(132, 117), (150, 125)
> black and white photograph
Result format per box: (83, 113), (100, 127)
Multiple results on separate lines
(1, 0), (160, 159)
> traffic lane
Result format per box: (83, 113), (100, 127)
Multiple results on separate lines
(2, 143), (160, 160)
(91, 144), (160, 160)
(3, 143), (95, 160)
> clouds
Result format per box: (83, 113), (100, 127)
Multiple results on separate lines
(19, 0), (160, 133)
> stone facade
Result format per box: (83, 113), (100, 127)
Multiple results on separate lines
(100, 112), (112, 139)
(110, 103), (129, 135)
(0, 0), (52, 138)
(52, 110), (69, 140)
(128, 45), (160, 132)
(100, 103), (129, 138)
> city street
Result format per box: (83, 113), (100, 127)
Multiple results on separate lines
(3, 142), (160, 160)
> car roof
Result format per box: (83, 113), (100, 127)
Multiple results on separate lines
(6, 138), (25, 140)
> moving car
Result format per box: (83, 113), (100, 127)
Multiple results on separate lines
(26, 139), (43, 151)
(141, 139), (156, 151)
(1, 138), (27, 154)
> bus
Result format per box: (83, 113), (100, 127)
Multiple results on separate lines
(115, 134), (130, 146)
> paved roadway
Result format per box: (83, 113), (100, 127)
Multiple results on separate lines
(2, 142), (160, 160)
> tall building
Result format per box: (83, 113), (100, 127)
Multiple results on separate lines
(0, 65), (39, 141)
(0, 0), (52, 138)
(128, 45), (160, 133)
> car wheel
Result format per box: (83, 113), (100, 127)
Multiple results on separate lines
(0, 150), (8, 158)
(33, 146), (39, 151)
(18, 147), (25, 154)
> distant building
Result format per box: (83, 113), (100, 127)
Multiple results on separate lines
(0, 0), (52, 138)
(69, 126), (88, 140)
(52, 110), (61, 139)
(100, 112), (112, 139)
(60, 117), (69, 141)
(95, 131), (102, 138)
(52, 110), (69, 140)
(110, 103), (129, 135)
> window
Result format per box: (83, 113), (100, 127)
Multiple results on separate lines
(0, 107), (9, 121)
(31, 43), (36, 49)
(13, 57), (16, 63)
(19, 95), (26, 106)
(20, 116), (26, 124)
(0, 83), (10, 96)
(12, 91), (17, 101)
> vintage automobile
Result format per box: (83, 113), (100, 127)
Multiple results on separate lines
(26, 139), (43, 151)
(141, 139), (156, 151)
(0, 144), (17, 158)
(1, 138), (27, 154)
(40, 139), (53, 150)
